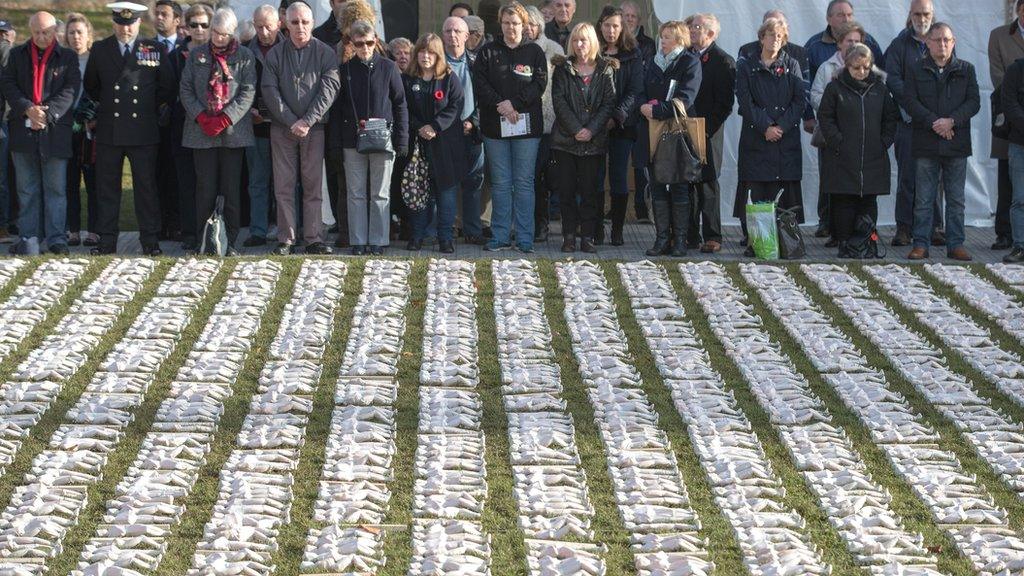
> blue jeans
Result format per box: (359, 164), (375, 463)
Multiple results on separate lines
(1006, 143), (1024, 249)
(246, 137), (272, 239)
(604, 137), (633, 197)
(483, 136), (539, 249)
(0, 125), (8, 228)
(895, 122), (942, 232)
(461, 140), (484, 238)
(913, 156), (966, 250)
(12, 152), (68, 247)
(412, 184), (458, 243)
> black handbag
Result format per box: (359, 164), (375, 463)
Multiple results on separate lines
(347, 63), (394, 154)
(993, 84), (1011, 140)
(841, 213), (886, 259)
(776, 205), (806, 260)
(651, 100), (703, 185)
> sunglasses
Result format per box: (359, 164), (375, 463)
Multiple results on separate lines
(352, 40), (374, 47)
(188, 21), (209, 29)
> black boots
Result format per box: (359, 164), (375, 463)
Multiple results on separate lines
(645, 200), (672, 256)
(670, 199), (688, 257)
(609, 195), (627, 246)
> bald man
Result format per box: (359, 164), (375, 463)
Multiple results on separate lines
(443, 15), (484, 244)
(0, 11), (80, 255)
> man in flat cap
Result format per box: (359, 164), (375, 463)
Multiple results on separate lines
(84, 1), (176, 255)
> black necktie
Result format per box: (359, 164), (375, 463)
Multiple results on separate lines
(123, 43), (130, 58)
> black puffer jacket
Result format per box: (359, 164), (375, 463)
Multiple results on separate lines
(902, 55), (980, 158)
(1001, 56), (1024, 146)
(818, 69), (900, 196)
(606, 48), (643, 139)
(550, 54), (617, 156)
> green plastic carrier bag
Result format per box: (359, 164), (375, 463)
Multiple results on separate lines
(745, 193), (779, 260)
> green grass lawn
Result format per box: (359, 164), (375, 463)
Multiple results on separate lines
(0, 258), (1020, 576)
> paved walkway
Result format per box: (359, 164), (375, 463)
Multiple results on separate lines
(56, 222), (1009, 263)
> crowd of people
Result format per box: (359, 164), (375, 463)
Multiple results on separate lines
(0, 0), (1022, 262)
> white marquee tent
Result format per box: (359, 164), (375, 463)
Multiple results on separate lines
(653, 0), (1005, 226)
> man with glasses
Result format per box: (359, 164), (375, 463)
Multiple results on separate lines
(443, 15), (485, 245)
(84, 1), (175, 255)
(902, 22), (979, 261)
(262, 0), (339, 255)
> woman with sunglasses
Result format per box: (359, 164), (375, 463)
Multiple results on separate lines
(180, 7), (256, 256)
(171, 2), (214, 252)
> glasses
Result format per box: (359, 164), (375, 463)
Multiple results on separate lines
(688, 24), (704, 30)
(188, 21), (209, 29)
(352, 40), (374, 47)
(289, 19), (310, 25)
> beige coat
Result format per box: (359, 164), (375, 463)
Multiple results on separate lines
(988, 20), (1024, 158)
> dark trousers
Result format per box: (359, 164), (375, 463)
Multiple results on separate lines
(831, 194), (878, 243)
(66, 131), (97, 234)
(175, 147), (196, 242)
(193, 147), (244, 246)
(552, 150), (603, 238)
(631, 137), (650, 217)
(688, 179), (722, 243)
(997, 158), (1012, 239)
(95, 143), (161, 252)
(816, 148), (831, 230)
(534, 135), (553, 231)
(326, 147), (348, 239)
(156, 127), (180, 236)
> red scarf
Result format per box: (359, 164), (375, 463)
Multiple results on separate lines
(30, 41), (56, 105)
(206, 38), (238, 113)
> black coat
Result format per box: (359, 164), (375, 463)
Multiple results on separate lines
(1001, 57), (1024, 146)
(550, 55), (617, 156)
(606, 47), (643, 138)
(636, 51), (702, 165)
(883, 27), (928, 116)
(331, 53), (409, 153)
(735, 51), (806, 182)
(818, 70), (899, 196)
(902, 55), (980, 158)
(0, 41), (80, 159)
(313, 17), (342, 49)
(635, 28), (656, 63)
(83, 36), (176, 147)
(693, 42), (736, 181)
(245, 36), (283, 139)
(471, 38), (548, 140)
(403, 72), (466, 191)
(739, 40), (812, 120)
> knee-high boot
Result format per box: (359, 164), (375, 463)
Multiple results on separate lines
(645, 199), (671, 256)
(671, 197), (689, 257)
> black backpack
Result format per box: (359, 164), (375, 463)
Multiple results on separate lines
(841, 214), (886, 259)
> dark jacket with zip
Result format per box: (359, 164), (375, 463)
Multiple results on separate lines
(550, 54), (617, 156)
(1000, 57), (1024, 147)
(403, 72), (466, 191)
(818, 69), (899, 196)
(471, 38), (548, 140)
(605, 47), (643, 139)
(902, 54), (979, 158)
(736, 51), (806, 181)
(693, 42), (736, 182)
(330, 52), (408, 153)
(0, 41), (80, 159)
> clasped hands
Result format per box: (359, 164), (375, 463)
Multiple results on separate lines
(25, 105), (48, 130)
(932, 117), (954, 140)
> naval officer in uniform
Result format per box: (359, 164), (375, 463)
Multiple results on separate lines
(84, 1), (176, 255)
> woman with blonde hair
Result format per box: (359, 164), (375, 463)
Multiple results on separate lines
(402, 33), (466, 253)
(550, 22), (617, 253)
(733, 17), (807, 254)
(638, 20), (702, 256)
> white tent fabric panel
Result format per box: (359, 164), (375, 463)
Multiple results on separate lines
(653, 0), (1004, 226)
